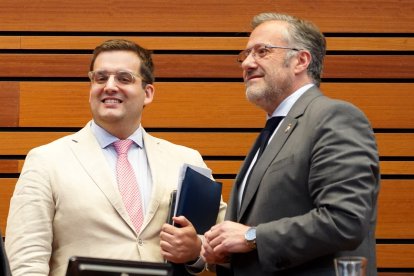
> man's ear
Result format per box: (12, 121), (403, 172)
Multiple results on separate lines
(294, 50), (312, 74)
(143, 84), (155, 106)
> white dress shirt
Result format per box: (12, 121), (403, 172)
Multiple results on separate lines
(91, 121), (153, 215)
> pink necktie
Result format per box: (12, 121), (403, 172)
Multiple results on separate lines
(113, 139), (143, 233)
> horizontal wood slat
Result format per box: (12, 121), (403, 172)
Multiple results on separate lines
(376, 180), (414, 239)
(0, 82), (19, 127)
(0, 0), (413, 33)
(0, 132), (412, 157)
(377, 244), (414, 268)
(1, 36), (413, 51)
(8, 82), (414, 128)
(0, 54), (413, 79)
(0, 36), (21, 49)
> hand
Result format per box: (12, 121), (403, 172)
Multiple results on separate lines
(160, 216), (201, 263)
(201, 233), (230, 264)
(204, 221), (253, 259)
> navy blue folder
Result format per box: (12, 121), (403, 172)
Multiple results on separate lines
(174, 167), (222, 234)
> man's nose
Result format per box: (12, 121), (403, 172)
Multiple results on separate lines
(104, 75), (118, 91)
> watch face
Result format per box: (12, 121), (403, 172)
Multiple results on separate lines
(246, 227), (256, 241)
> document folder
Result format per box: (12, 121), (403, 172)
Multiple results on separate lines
(172, 166), (222, 234)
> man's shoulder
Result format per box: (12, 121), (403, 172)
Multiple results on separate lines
(27, 128), (83, 155)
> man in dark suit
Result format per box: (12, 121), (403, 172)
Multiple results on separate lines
(203, 12), (380, 275)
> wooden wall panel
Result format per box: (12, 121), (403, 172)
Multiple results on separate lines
(19, 82), (91, 127)
(1, 54), (414, 79)
(0, 1), (413, 33)
(0, 36), (20, 49)
(17, 82), (414, 128)
(2, 36), (411, 51)
(377, 244), (414, 268)
(376, 180), (414, 239)
(0, 82), (19, 127)
(0, 0), (413, 273)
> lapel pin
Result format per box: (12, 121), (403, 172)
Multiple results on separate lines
(285, 124), (292, 133)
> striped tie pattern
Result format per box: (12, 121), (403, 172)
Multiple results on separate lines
(113, 139), (143, 233)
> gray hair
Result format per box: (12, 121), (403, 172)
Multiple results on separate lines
(252, 13), (326, 86)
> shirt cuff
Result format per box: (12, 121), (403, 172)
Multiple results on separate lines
(185, 235), (206, 275)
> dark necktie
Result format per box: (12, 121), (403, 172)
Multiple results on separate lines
(256, 116), (284, 160)
(239, 116), (284, 204)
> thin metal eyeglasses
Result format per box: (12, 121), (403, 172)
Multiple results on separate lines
(88, 70), (143, 85)
(237, 43), (301, 63)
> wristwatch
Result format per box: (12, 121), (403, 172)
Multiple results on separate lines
(245, 227), (257, 249)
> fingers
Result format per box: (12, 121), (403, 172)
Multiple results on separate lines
(159, 218), (201, 263)
(203, 221), (251, 257)
(172, 216), (191, 227)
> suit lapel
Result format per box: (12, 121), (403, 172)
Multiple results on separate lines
(68, 122), (135, 231)
(237, 117), (297, 220)
(140, 130), (168, 230)
(237, 87), (323, 221)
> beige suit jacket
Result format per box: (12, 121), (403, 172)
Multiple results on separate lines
(6, 122), (226, 276)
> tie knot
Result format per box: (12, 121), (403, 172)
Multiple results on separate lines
(114, 139), (134, 155)
(264, 116), (284, 131)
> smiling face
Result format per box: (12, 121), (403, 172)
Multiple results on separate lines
(241, 21), (301, 114)
(89, 50), (154, 138)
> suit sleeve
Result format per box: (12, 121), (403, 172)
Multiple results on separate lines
(5, 148), (54, 276)
(256, 101), (380, 270)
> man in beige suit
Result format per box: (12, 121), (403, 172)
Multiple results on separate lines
(5, 39), (226, 276)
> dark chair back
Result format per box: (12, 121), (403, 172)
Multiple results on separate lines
(0, 231), (11, 276)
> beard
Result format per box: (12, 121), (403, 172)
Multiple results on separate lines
(245, 74), (292, 107)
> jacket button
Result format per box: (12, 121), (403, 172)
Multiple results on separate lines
(138, 239), (143, 246)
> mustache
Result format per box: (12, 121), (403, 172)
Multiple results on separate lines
(244, 70), (262, 81)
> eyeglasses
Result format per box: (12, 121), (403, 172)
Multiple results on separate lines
(88, 70), (142, 85)
(237, 43), (301, 63)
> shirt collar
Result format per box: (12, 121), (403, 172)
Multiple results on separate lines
(90, 120), (144, 149)
(268, 83), (314, 118)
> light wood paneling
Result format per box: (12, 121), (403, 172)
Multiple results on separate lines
(1, 36), (409, 51)
(0, 82), (19, 127)
(0, 0), (412, 33)
(0, 1), (413, 273)
(377, 244), (414, 268)
(13, 82), (414, 128)
(376, 180), (414, 239)
(0, 36), (20, 49)
(1, 54), (413, 79)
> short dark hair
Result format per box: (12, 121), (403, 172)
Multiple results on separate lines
(90, 39), (154, 85)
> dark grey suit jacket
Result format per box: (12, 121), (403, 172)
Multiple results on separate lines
(218, 87), (380, 276)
